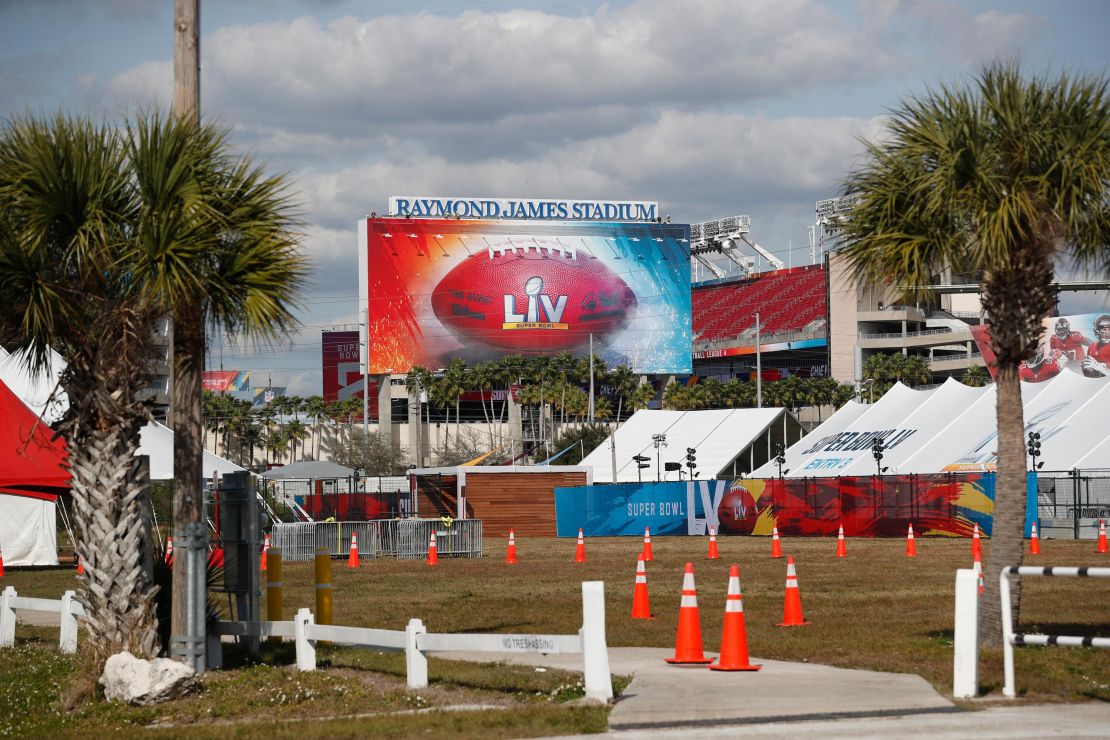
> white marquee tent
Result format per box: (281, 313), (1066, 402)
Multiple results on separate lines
(752, 369), (1110, 478)
(581, 407), (805, 483)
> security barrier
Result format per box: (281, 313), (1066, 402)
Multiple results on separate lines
(271, 519), (482, 561)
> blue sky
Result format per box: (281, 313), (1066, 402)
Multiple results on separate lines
(2, 0), (1108, 393)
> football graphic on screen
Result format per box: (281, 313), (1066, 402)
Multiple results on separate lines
(717, 482), (760, 534)
(431, 240), (637, 351)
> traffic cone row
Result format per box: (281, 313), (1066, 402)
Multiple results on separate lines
(1099, 519), (1108, 554)
(665, 563), (713, 664)
(642, 527), (653, 561)
(506, 530), (518, 564)
(707, 526), (719, 560)
(710, 565), (761, 671)
(1029, 522), (1040, 556)
(261, 532), (270, 572)
(778, 556), (810, 626)
(906, 523), (917, 557)
(835, 524), (847, 558)
(631, 557), (652, 619)
(426, 530), (438, 566)
(575, 529), (587, 563)
(348, 531), (360, 569)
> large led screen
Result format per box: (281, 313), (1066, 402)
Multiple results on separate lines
(359, 218), (692, 374)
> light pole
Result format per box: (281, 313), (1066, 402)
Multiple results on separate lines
(651, 433), (667, 483)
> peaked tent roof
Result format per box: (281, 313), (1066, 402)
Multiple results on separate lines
(136, 422), (247, 481)
(261, 460), (356, 480)
(582, 407), (797, 483)
(0, 378), (68, 498)
(0, 345), (68, 425)
(752, 369), (1110, 477)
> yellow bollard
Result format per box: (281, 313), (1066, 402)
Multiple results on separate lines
(315, 547), (333, 634)
(266, 547), (283, 641)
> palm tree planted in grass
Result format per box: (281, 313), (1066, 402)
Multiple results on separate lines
(839, 64), (1110, 644)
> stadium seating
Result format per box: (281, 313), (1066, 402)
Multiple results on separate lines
(692, 265), (826, 342)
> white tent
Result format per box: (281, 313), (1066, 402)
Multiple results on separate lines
(753, 369), (1110, 477)
(582, 407), (803, 483)
(0, 494), (57, 567)
(137, 421), (246, 481)
(0, 345), (68, 424)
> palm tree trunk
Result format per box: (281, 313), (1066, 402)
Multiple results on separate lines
(171, 300), (205, 646)
(980, 363), (1026, 646)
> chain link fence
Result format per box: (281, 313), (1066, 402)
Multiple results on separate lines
(1036, 470), (1110, 539)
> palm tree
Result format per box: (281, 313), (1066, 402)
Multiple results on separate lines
(961, 365), (991, 388)
(303, 395), (326, 460)
(0, 114), (161, 664)
(839, 64), (1110, 644)
(126, 113), (306, 644)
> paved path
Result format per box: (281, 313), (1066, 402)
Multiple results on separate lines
(437, 647), (1110, 736)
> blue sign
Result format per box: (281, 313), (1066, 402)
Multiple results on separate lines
(554, 481), (730, 537)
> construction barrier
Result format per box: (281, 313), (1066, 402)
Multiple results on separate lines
(270, 519), (483, 561)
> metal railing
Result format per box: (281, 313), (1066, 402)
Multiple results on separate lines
(271, 519), (483, 561)
(1036, 470), (1110, 538)
(858, 327), (959, 340)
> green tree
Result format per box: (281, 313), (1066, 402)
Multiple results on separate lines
(962, 365), (991, 388)
(839, 64), (1110, 644)
(0, 114), (160, 665)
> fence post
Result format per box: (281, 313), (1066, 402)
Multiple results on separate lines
(580, 581), (613, 703)
(405, 618), (428, 689)
(0, 587), (16, 647)
(58, 590), (78, 654)
(952, 568), (979, 698)
(294, 607), (316, 671)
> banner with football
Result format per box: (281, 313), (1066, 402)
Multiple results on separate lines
(359, 218), (692, 374)
(970, 311), (1110, 382)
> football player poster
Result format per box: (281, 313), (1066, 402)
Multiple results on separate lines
(359, 217), (692, 374)
(971, 311), (1110, 382)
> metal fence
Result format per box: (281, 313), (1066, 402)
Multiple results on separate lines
(1036, 470), (1110, 539)
(271, 519), (482, 561)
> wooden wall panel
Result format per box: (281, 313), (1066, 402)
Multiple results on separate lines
(414, 475), (457, 518)
(462, 472), (588, 537)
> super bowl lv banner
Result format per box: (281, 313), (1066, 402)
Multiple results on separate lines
(555, 475), (1000, 537)
(359, 218), (692, 374)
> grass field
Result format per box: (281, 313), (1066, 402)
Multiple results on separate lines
(2, 534), (1107, 736)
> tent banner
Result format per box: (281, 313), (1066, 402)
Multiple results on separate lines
(555, 473), (1016, 537)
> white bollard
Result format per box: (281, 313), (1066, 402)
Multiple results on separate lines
(58, 590), (78, 654)
(952, 568), (979, 698)
(405, 618), (428, 689)
(295, 608), (316, 671)
(580, 581), (613, 703)
(0, 587), (15, 648)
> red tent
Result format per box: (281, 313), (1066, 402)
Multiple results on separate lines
(0, 379), (68, 500)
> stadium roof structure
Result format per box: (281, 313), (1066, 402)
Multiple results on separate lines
(581, 407), (803, 483)
(752, 371), (1110, 478)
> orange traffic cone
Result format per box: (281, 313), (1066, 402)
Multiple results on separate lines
(972, 548), (983, 595)
(1098, 519), (1108, 554)
(76, 558), (84, 575)
(631, 557), (652, 619)
(348, 531), (360, 569)
(426, 530), (439, 566)
(709, 564), (761, 672)
(165, 535), (174, 566)
(770, 526), (783, 558)
(1029, 522), (1041, 556)
(777, 556), (810, 626)
(707, 526), (719, 560)
(972, 523), (982, 559)
(665, 563), (713, 664)
(835, 524), (847, 558)
(260, 532), (270, 572)
(575, 529), (587, 563)
(0, 542), (5, 577)
(906, 523), (917, 557)
(642, 527), (654, 561)
(506, 529), (518, 564)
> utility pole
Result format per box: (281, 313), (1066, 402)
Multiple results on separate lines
(173, 0), (200, 125)
(588, 333), (595, 423)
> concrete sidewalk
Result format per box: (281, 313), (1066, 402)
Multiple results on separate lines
(435, 647), (955, 730)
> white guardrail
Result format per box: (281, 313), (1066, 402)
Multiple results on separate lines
(952, 566), (1110, 699)
(210, 581), (613, 703)
(0, 587), (85, 654)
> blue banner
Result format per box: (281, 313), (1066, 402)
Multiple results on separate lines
(554, 481), (731, 537)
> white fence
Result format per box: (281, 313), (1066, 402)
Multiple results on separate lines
(952, 565), (1110, 699)
(211, 581), (613, 703)
(0, 587), (85, 654)
(271, 519), (483, 561)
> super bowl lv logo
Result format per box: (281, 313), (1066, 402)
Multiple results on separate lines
(503, 276), (568, 330)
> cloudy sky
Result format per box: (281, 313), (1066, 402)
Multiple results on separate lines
(2, 0), (1108, 393)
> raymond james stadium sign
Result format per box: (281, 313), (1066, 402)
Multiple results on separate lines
(388, 196), (659, 222)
